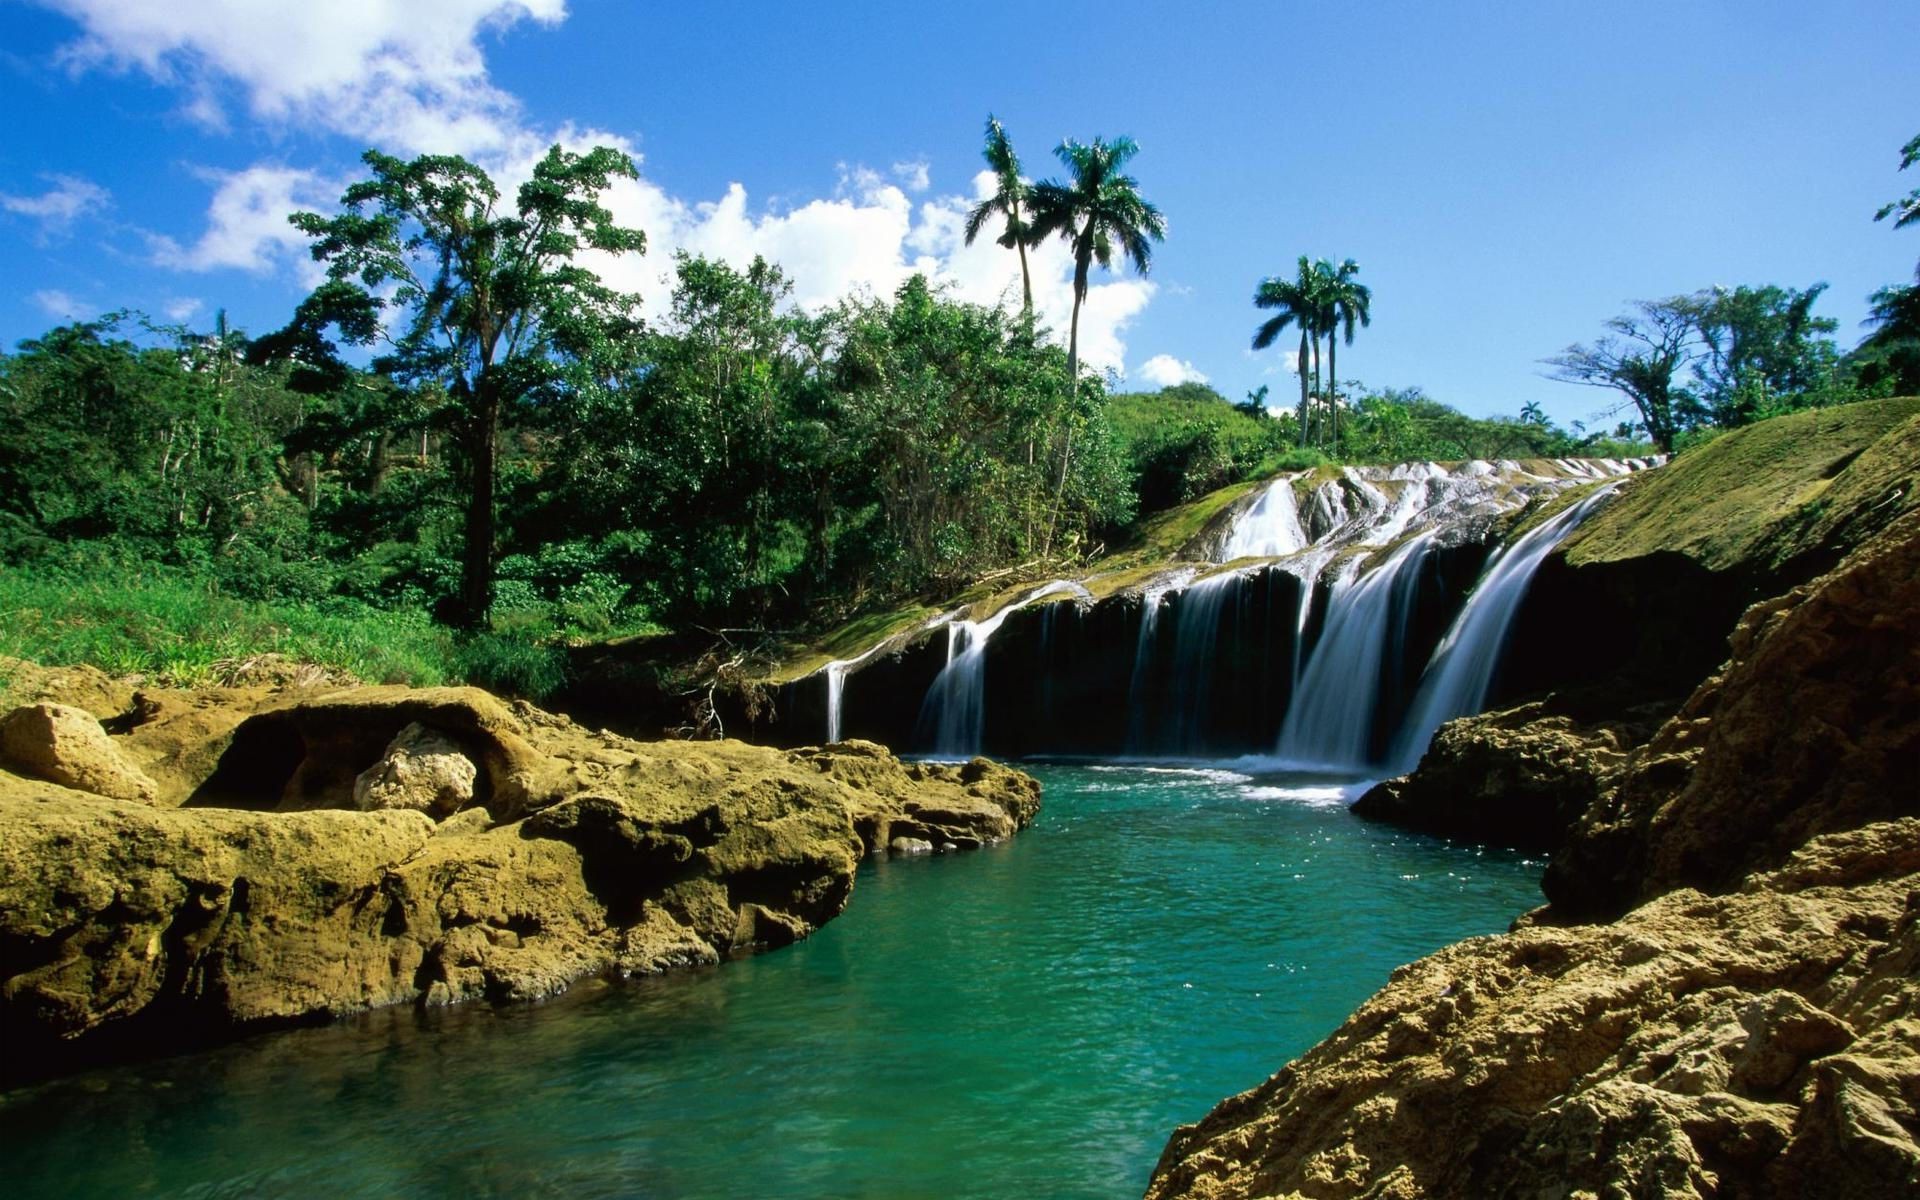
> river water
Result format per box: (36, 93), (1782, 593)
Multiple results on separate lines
(0, 763), (1541, 1199)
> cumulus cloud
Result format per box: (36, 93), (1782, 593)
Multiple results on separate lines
(1136, 354), (1209, 388)
(0, 173), (111, 236)
(525, 141), (1156, 373)
(162, 296), (204, 322)
(41, 0), (566, 155)
(32, 289), (95, 319)
(891, 159), (931, 192)
(62, 3), (1162, 370)
(148, 164), (332, 275)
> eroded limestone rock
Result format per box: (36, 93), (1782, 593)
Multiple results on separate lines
(0, 702), (159, 803)
(0, 690), (1041, 1081)
(351, 722), (477, 818)
(1351, 702), (1643, 852)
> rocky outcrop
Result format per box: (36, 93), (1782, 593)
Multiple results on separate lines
(1349, 701), (1652, 852)
(0, 684), (1039, 1082)
(1500, 399), (1920, 709)
(1147, 504), (1920, 1199)
(0, 702), (159, 803)
(1147, 821), (1920, 1200)
(1543, 504), (1920, 922)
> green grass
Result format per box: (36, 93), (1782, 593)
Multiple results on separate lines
(0, 564), (459, 689)
(1562, 397), (1920, 572)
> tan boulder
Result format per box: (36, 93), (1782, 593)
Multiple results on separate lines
(351, 722), (478, 818)
(0, 702), (158, 803)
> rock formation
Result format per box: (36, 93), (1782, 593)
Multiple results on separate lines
(0, 701), (159, 803)
(1146, 508), (1920, 1198)
(0, 682), (1038, 1082)
(1348, 701), (1650, 853)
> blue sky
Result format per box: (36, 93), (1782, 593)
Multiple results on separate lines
(2, 0), (1917, 428)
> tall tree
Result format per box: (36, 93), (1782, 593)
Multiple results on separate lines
(1544, 299), (1694, 451)
(1252, 256), (1324, 447)
(1026, 135), (1167, 395)
(1876, 131), (1920, 248)
(1315, 257), (1371, 451)
(264, 145), (646, 626)
(963, 115), (1036, 317)
(1681, 283), (1836, 424)
(1026, 135), (1164, 549)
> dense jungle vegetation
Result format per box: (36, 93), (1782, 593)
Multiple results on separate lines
(2, 125), (1915, 700)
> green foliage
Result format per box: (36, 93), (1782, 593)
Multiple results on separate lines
(262, 144), (648, 626)
(1546, 283), (1849, 450)
(0, 558), (454, 687)
(1108, 387), (1291, 510)
(450, 632), (570, 701)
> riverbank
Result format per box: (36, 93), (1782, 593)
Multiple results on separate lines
(1147, 497), (1920, 1197)
(0, 667), (1038, 1083)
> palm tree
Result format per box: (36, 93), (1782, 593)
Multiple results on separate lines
(1026, 135), (1167, 396)
(963, 116), (1035, 317)
(1026, 135), (1165, 553)
(1316, 258), (1371, 451)
(1253, 256), (1323, 447)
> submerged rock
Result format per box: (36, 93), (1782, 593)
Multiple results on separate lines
(1148, 504), (1920, 1199)
(0, 686), (1041, 1082)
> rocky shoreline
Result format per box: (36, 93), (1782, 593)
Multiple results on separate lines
(1146, 507), (1920, 1195)
(0, 672), (1038, 1084)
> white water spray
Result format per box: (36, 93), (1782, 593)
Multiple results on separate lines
(1387, 486), (1621, 769)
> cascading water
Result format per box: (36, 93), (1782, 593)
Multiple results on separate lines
(916, 581), (1089, 757)
(813, 457), (1656, 762)
(1158, 571), (1240, 754)
(1386, 484), (1621, 769)
(1222, 478), (1309, 559)
(1272, 533), (1438, 769)
(825, 661), (847, 743)
(1125, 572), (1191, 750)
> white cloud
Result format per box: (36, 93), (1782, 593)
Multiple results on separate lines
(545, 142), (1156, 373)
(1137, 354), (1209, 388)
(0, 173), (111, 236)
(42, 0), (566, 155)
(148, 164), (331, 275)
(32, 289), (95, 319)
(891, 159), (931, 193)
(162, 296), (204, 322)
(70, 1), (1165, 372)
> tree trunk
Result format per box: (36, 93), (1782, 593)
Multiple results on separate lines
(458, 388), (499, 629)
(1328, 333), (1339, 454)
(1015, 223), (1034, 319)
(1296, 328), (1311, 448)
(1310, 336), (1324, 448)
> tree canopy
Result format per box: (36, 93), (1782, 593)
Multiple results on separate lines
(260, 144), (647, 626)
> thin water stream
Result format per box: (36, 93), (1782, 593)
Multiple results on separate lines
(1, 763), (1541, 1200)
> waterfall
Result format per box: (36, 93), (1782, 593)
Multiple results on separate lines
(824, 661), (848, 743)
(1158, 571), (1240, 754)
(916, 581), (1089, 757)
(1222, 478), (1309, 559)
(1124, 573), (1189, 751)
(1273, 533), (1438, 769)
(1387, 486), (1619, 769)
(814, 457), (1657, 761)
